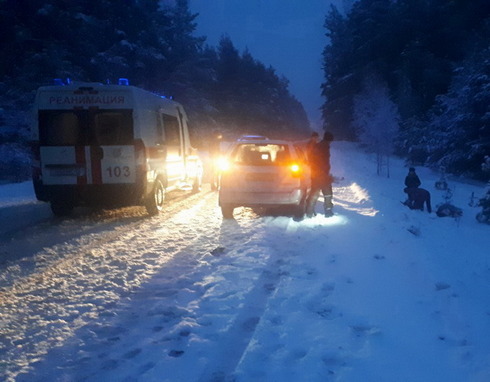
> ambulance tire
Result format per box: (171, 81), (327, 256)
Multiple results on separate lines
(145, 178), (166, 215)
(192, 171), (203, 193)
(51, 200), (74, 217)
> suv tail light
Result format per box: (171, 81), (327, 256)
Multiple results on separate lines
(216, 156), (231, 172)
(290, 162), (301, 177)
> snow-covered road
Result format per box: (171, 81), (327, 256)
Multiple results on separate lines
(1, 142), (490, 382)
(0, 185), (305, 381)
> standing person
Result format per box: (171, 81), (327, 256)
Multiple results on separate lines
(305, 131), (334, 218)
(209, 130), (223, 190)
(305, 131), (319, 162)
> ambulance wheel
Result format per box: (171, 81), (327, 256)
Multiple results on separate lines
(51, 200), (74, 217)
(221, 204), (234, 219)
(146, 179), (165, 215)
(192, 171), (203, 193)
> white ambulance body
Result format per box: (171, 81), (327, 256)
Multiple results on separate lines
(31, 81), (202, 216)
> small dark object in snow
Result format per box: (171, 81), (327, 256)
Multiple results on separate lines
(123, 348), (142, 359)
(373, 254), (385, 260)
(435, 180), (448, 190)
(436, 203), (462, 218)
(169, 350), (185, 357)
(210, 246), (225, 256)
(407, 225), (420, 236)
(435, 282), (451, 291)
(263, 283), (276, 293)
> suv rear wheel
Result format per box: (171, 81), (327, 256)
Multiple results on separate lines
(221, 204), (234, 219)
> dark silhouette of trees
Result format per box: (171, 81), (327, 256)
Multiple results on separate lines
(322, 0), (490, 178)
(0, 0), (309, 181)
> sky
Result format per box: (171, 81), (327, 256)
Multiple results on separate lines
(189, 0), (351, 130)
(1, 142), (490, 381)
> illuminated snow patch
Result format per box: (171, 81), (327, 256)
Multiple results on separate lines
(300, 214), (348, 227)
(333, 182), (379, 217)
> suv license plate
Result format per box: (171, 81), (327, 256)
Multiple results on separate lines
(247, 173), (274, 181)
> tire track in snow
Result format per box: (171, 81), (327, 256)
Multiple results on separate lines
(15, 205), (297, 382)
(0, 189), (221, 381)
(195, 216), (294, 382)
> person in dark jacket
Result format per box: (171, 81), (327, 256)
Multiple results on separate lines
(305, 131), (334, 218)
(305, 132), (319, 162)
(404, 167), (421, 190)
(209, 130), (223, 190)
(404, 187), (432, 213)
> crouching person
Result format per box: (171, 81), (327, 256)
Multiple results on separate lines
(404, 187), (432, 213)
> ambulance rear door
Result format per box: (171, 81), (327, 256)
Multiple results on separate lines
(36, 85), (137, 188)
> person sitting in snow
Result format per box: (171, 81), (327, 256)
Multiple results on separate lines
(403, 167), (422, 206)
(404, 167), (421, 191)
(404, 187), (432, 213)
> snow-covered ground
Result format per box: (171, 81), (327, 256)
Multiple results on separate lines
(1, 142), (489, 382)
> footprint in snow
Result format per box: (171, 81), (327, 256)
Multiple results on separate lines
(435, 282), (451, 291)
(321, 282), (336, 295)
(263, 282), (276, 294)
(169, 350), (185, 357)
(123, 348), (142, 359)
(322, 353), (347, 376)
(138, 361), (156, 374)
(407, 225), (421, 236)
(101, 358), (119, 370)
(242, 316), (260, 332)
(315, 304), (338, 319)
(350, 324), (381, 338)
(210, 246), (226, 256)
(307, 300), (340, 321)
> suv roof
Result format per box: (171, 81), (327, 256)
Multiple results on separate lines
(237, 135), (269, 141)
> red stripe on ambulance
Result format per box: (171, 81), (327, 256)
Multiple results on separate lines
(75, 146), (86, 185)
(90, 146), (103, 185)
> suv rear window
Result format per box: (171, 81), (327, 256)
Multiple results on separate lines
(231, 143), (291, 165)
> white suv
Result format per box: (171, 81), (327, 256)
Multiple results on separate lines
(218, 139), (311, 219)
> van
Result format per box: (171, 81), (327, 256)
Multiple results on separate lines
(31, 80), (203, 216)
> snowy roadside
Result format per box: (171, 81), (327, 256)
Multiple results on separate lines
(0, 182), (51, 236)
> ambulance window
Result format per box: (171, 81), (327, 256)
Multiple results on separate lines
(39, 111), (81, 145)
(156, 114), (164, 144)
(93, 111), (133, 145)
(162, 114), (181, 146)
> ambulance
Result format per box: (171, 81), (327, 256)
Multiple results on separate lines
(31, 80), (203, 216)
